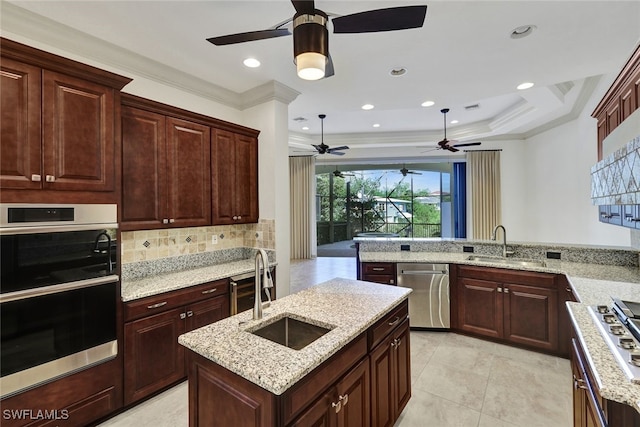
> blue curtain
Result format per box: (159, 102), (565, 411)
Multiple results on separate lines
(453, 162), (467, 238)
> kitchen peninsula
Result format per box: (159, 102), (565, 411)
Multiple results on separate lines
(178, 278), (411, 427)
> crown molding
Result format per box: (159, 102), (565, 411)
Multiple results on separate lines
(240, 80), (300, 109)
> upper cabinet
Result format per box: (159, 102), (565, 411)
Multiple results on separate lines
(121, 103), (211, 230)
(592, 44), (640, 161)
(120, 94), (260, 231)
(212, 129), (259, 224)
(0, 38), (131, 203)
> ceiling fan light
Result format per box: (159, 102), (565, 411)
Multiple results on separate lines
(296, 52), (326, 80)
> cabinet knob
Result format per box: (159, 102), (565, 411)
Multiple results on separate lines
(169, 218), (175, 224)
(504, 287), (510, 293)
(163, 219), (169, 224)
(31, 174), (41, 182)
(331, 400), (342, 413)
(237, 216), (242, 220)
(497, 287), (503, 293)
(389, 279), (395, 285)
(233, 216), (238, 220)
(45, 175), (56, 182)
(186, 310), (193, 317)
(180, 312), (187, 320)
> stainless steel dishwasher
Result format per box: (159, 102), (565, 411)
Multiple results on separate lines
(397, 263), (450, 329)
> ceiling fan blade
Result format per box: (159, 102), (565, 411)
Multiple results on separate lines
(329, 151), (346, 156)
(291, 0), (315, 15)
(452, 142), (482, 148)
(446, 146), (460, 153)
(332, 5), (427, 34)
(324, 53), (335, 78)
(207, 29), (291, 46)
(327, 146), (349, 152)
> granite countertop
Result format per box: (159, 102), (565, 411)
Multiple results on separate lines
(178, 278), (411, 395)
(121, 259), (275, 302)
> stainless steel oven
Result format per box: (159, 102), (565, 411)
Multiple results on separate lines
(229, 267), (275, 315)
(0, 204), (119, 398)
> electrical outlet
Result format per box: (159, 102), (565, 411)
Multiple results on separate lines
(211, 235), (218, 244)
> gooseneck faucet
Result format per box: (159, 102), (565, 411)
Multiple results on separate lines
(253, 249), (272, 320)
(93, 231), (114, 272)
(491, 225), (513, 258)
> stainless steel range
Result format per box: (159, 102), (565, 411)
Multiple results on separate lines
(588, 298), (640, 383)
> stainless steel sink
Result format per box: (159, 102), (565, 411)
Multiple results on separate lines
(466, 255), (547, 268)
(250, 316), (332, 350)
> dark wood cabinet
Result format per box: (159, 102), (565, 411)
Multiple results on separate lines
(185, 299), (409, 427)
(121, 102), (211, 230)
(370, 319), (410, 427)
(360, 263), (396, 285)
(0, 38), (131, 203)
(123, 280), (229, 405)
(456, 265), (559, 353)
(212, 128), (259, 224)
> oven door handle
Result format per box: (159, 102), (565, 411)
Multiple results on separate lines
(0, 275), (119, 304)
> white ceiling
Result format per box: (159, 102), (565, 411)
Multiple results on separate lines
(4, 0), (640, 158)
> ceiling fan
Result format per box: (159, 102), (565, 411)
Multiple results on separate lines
(311, 114), (349, 155)
(428, 108), (482, 153)
(333, 167), (355, 178)
(206, 1), (428, 80)
(398, 165), (421, 176)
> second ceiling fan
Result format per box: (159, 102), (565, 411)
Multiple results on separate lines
(206, 1), (428, 80)
(431, 108), (482, 153)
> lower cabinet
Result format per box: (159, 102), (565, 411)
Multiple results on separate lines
(570, 333), (640, 426)
(456, 265), (559, 353)
(186, 299), (410, 427)
(360, 262), (396, 285)
(123, 280), (229, 405)
(370, 319), (411, 427)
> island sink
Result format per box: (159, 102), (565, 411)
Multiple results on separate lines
(251, 316), (332, 350)
(466, 255), (547, 268)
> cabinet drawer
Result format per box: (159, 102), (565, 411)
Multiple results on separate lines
(457, 265), (556, 288)
(369, 300), (409, 351)
(282, 333), (367, 425)
(362, 263), (395, 275)
(363, 274), (396, 285)
(124, 279), (228, 322)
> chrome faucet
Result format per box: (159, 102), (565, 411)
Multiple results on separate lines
(491, 225), (513, 258)
(253, 249), (273, 320)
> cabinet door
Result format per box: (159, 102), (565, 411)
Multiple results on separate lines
(166, 117), (211, 227)
(124, 307), (186, 405)
(0, 58), (42, 189)
(185, 294), (230, 332)
(42, 70), (115, 191)
(212, 129), (238, 224)
(370, 334), (394, 427)
(121, 106), (167, 230)
(503, 283), (558, 352)
(289, 391), (336, 427)
(337, 358), (370, 427)
(393, 320), (411, 417)
(234, 134), (259, 223)
(457, 277), (503, 339)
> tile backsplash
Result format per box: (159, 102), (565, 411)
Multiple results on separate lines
(121, 219), (275, 264)
(591, 135), (640, 205)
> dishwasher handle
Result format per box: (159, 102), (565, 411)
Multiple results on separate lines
(400, 270), (448, 275)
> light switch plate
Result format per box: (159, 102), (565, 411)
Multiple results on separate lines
(211, 235), (218, 244)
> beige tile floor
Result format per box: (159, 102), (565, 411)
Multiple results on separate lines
(99, 257), (572, 427)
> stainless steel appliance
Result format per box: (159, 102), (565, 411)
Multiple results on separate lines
(0, 204), (119, 398)
(229, 266), (274, 316)
(588, 298), (640, 384)
(397, 263), (450, 328)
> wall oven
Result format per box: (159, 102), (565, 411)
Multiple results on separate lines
(0, 204), (119, 398)
(229, 267), (275, 315)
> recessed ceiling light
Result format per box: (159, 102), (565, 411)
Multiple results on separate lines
(389, 68), (407, 76)
(373, 123), (380, 128)
(517, 82), (535, 90)
(361, 104), (374, 110)
(302, 126), (309, 130)
(510, 25), (537, 39)
(421, 100), (435, 107)
(450, 120), (459, 124)
(243, 58), (261, 68)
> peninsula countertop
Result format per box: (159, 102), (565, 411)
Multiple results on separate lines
(178, 278), (411, 395)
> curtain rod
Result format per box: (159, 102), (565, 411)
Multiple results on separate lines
(463, 149), (503, 152)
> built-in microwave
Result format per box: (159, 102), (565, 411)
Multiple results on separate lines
(0, 204), (119, 398)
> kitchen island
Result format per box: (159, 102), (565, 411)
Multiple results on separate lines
(178, 278), (412, 427)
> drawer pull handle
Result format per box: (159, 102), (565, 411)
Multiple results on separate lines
(202, 288), (218, 294)
(341, 394), (349, 406)
(388, 316), (400, 327)
(372, 267), (385, 271)
(147, 301), (167, 309)
(566, 287), (572, 293)
(331, 400), (342, 413)
(187, 310), (193, 317)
